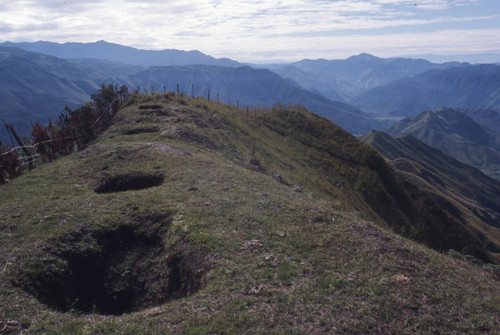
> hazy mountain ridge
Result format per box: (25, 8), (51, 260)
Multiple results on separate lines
(2, 40), (499, 150)
(263, 63), (347, 101)
(0, 46), (385, 140)
(0, 47), (103, 140)
(0, 47), (96, 81)
(360, 130), (500, 260)
(263, 53), (470, 102)
(114, 65), (381, 134)
(352, 64), (500, 116)
(65, 58), (145, 79)
(460, 108), (500, 134)
(386, 108), (500, 180)
(0, 40), (242, 67)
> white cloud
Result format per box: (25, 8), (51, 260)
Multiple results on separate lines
(373, 0), (482, 10)
(179, 27), (500, 62)
(0, 0), (497, 61)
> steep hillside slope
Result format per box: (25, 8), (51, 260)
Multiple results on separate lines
(264, 63), (347, 101)
(65, 58), (145, 79)
(0, 47), (102, 140)
(461, 108), (500, 134)
(352, 64), (500, 116)
(116, 65), (381, 135)
(361, 131), (500, 262)
(1, 94), (499, 334)
(265, 53), (468, 101)
(1, 40), (241, 67)
(387, 108), (500, 180)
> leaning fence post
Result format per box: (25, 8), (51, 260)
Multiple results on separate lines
(6, 123), (32, 169)
(3, 119), (15, 148)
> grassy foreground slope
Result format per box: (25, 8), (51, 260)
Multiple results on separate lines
(0, 94), (499, 334)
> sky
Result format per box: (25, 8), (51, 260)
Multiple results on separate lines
(0, 0), (499, 63)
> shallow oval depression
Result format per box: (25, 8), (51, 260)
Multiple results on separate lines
(18, 220), (206, 316)
(122, 127), (160, 135)
(95, 172), (164, 194)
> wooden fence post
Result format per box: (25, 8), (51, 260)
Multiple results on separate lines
(5, 122), (32, 168)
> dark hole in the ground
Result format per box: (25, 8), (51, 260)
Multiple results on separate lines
(20, 223), (205, 315)
(140, 109), (174, 117)
(486, 241), (500, 253)
(123, 127), (159, 135)
(95, 172), (164, 193)
(139, 104), (163, 110)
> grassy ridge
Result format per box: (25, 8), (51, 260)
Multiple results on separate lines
(0, 94), (499, 334)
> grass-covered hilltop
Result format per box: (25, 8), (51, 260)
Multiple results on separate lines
(0, 92), (499, 334)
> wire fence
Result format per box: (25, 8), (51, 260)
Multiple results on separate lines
(1, 83), (296, 183)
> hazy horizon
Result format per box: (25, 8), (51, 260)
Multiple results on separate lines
(2, 39), (499, 65)
(0, 0), (499, 63)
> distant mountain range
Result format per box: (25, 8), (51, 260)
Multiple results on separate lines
(1, 40), (500, 142)
(0, 47), (100, 140)
(263, 53), (470, 102)
(0, 40), (241, 68)
(112, 65), (379, 135)
(408, 52), (500, 64)
(360, 130), (500, 262)
(352, 64), (500, 116)
(386, 108), (500, 180)
(66, 58), (145, 78)
(0, 44), (386, 141)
